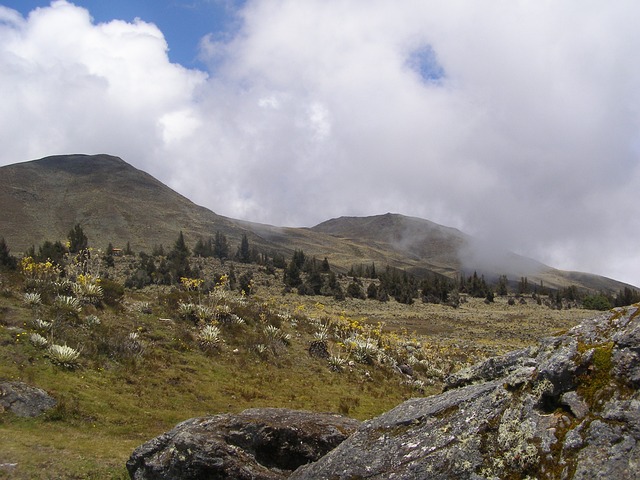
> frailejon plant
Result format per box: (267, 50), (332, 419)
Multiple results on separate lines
(254, 343), (268, 356)
(84, 314), (101, 328)
(197, 324), (223, 352)
(195, 304), (215, 322)
(29, 332), (48, 348)
(328, 354), (347, 372)
(123, 332), (145, 357)
(53, 295), (82, 314)
(263, 324), (291, 346)
(135, 302), (152, 314)
(313, 323), (331, 342)
(178, 302), (197, 319)
(348, 336), (379, 364)
(32, 318), (52, 331)
(72, 275), (104, 304)
(23, 292), (42, 307)
(48, 344), (81, 369)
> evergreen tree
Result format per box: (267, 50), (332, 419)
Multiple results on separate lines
(237, 234), (251, 263)
(37, 240), (66, 264)
(167, 231), (191, 282)
(104, 242), (115, 268)
(193, 238), (209, 257)
(0, 237), (17, 270)
(292, 249), (306, 269)
(367, 282), (379, 299)
(615, 287), (640, 307)
(67, 224), (88, 253)
(496, 275), (508, 296)
(346, 278), (366, 299)
(284, 259), (302, 288)
(272, 252), (286, 269)
(213, 231), (229, 261)
(518, 277), (530, 294)
(321, 257), (331, 273)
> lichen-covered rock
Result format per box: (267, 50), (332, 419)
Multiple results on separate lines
(0, 381), (56, 417)
(291, 305), (640, 479)
(127, 408), (360, 480)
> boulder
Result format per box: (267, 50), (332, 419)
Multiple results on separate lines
(291, 305), (640, 479)
(127, 408), (360, 479)
(0, 381), (56, 417)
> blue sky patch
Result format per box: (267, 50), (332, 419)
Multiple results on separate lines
(406, 45), (445, 84)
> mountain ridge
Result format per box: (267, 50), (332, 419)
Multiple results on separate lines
(0, 154), (635, 293)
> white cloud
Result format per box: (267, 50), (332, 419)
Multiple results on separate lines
(1, 0), (640, 286)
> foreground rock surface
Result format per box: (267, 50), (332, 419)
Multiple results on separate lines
(0, 381), (56, 417)
(291, 305), (640, 479)
(126, 408), (360, 479)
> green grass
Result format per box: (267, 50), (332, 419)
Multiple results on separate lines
(0, 261), (596, 479)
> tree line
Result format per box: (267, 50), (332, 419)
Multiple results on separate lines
(2, 225), (639, 310)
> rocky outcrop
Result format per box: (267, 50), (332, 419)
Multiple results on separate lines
(126, 408), (360, 480)
(0, 381), (56, 417)
(291, 305), (640, 479)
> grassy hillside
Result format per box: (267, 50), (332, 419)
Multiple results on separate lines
(0, 250), (597, 478)
(1, 154), (635, 294)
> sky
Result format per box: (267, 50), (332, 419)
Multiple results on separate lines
(0, 1), (639, 287)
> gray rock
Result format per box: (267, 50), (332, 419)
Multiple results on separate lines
(444, 346), (536, 390)
(0, 381), (56, 417)
(291, 305), (640, 479)
(560, 391), (589, 419)
(127, 408), (360, 479)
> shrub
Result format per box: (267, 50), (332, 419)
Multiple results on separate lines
(582, 294), (612, 311)
(100, 278), (124, 307)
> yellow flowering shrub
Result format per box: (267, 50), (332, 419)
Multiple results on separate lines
(180, 277), (204, 291)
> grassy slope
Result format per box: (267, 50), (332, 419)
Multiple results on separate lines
(0, 258), (595, 479)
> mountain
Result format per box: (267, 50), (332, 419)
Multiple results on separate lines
(0, 154), (634, 293)
(0, 154), (257, 253)
(311, 214), (615, 291)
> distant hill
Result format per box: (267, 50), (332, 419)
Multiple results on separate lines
(0, 154), (257, 253)
(0, 154), (635, 294)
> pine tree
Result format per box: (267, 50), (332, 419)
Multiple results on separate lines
(496, 275), (508, 296)
(167, 231), (191, 282)
(213, 231), (229, 261)
(0, 237), (17, 270)
(68, 224), (88, 253)
(321, 257), (331, 273)
(284, 260), (302, 288)
(193, 238), (208, 257)
(237, 234), (251, 263)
